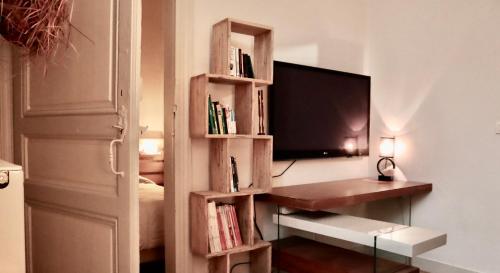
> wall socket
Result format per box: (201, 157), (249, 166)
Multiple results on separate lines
(496, 122), (500, 134)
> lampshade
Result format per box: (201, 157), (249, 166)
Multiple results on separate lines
(379, 137), (395, 158)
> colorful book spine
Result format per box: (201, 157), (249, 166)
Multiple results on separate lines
(220, 205), (233, 249)
(208, 95), (216, 134)
(230, 156), (239, 192)
(231, 205), (243, 246)
(229, 46), (237, 77)
(207, 202), (222, 253)
(213, 101), (224, 134)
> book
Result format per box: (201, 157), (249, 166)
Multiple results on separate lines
(213, 101), (224, 134)
(258, 90), (265, 134)
(220, 205), (233, 249)
(243, 54), (255, 78)
(225, 205), (237, 247)
(210, 100), (219, 134)
(216, 206), (227, 250)
(230, 205), (243, 246)
(207, 202), (222, 253)
(234, 47), (239, 77)
(230, 156), (239, 192)
(238, 48), (243, 77)
(221, 106), (229, 134)
(230, 109), (236, 134)
(229, 46), (237, 77)
(208, 95), (217, 134)
(229, 156), (235, 193)
(224, 107), (232, 135)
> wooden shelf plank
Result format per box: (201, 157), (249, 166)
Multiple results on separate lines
(228, 18), (272, 35)
(258, 178), (433, 211)
(204, 134), (272, 140)
(192, 188), (268, 200)
(273, 213), (446, 257)
(204, 73), (272, 86)
(207, 240), (270, 258)
(272, 236), (420, 273)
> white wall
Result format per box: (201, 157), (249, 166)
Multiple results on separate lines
(367, 1), (500, 272)
(140, 0), (164, 132)
(188, 1), (500, 272)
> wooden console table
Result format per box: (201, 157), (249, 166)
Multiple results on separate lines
(257, 178), (432, 211)
(257, 178), (440, 273)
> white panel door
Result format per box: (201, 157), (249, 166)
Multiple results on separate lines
(12, 0), (140, 272)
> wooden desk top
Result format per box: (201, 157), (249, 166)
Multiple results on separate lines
(257, 178), (432, 211)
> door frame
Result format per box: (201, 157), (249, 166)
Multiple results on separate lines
(0, 42), (14, 162)
(163, 0), (193, 272)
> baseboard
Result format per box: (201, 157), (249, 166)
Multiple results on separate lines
(413, 257), (477, 273)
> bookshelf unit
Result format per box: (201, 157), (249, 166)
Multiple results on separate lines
(190, 18), (273, 273)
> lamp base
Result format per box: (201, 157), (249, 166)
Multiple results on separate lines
(378, 175), (394, 182)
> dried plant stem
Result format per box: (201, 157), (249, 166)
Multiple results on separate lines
(0, 0), (74, 60)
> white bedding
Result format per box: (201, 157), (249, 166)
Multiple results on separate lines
(139, 182), (164, 250)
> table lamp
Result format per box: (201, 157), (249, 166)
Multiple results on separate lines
(378, 136), (395, 181)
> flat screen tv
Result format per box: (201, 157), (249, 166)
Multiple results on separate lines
(269, 61), (371, 160)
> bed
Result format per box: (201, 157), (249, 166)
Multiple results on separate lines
(139, 156), (165, 263)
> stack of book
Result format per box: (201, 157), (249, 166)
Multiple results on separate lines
(229, 46), (255, 78)
(208, 95), (236, 134)
(207, 202), (243, 253)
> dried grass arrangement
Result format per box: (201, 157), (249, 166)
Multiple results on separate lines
(0, 0), (76, 59)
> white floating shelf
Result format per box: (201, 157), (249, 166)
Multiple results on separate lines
(273, 213), (446, 257)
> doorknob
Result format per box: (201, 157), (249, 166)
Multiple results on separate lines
(109, 106), (128, 177)
(0, 171), (9, 189)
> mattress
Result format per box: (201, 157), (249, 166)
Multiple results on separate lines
(139, 182), (164, 250)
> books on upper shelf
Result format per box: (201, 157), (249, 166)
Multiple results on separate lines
(229, 46), (255, 78)
(208, 95), (237, 135)
(207, 202), (243, 253)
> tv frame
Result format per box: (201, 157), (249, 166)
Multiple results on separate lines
(269, 61), (371, 161)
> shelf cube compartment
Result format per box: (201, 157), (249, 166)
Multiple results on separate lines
(191, 74), (261, 138)
(209, 138), (272, 193)
(190, 192), (255, 257)
(209, 255), (229, 273)
(210, 18), (273, 83)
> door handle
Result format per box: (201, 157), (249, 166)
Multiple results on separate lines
(0, 171), (9, 189)
(109, 106), (128, 177)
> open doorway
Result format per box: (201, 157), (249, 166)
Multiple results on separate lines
(138, 0), (166, 271)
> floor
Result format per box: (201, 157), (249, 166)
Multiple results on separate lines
(139, 262), (430, 273)
(140, 261), (165, 273)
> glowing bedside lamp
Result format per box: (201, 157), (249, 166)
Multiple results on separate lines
(139, 130), (163, 158)
(378, 136), (395, 181)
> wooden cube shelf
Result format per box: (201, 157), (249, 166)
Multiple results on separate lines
(207, 241), (271, 273)
(209, 255), (229, 273)
(209, 138), (272, 193)
(190, 73), (272, 138)
(246, 243), (272, 273)
(210, 18), (273, 83)
(191, 18), (273, 273)
(190, 192), (256, 257)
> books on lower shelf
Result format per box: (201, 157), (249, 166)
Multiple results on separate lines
(229, 46), (255, 78)
(208, 95), (237, 135)
(207, 202), (243, 253)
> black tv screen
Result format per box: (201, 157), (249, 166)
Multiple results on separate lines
(269, 61), (371, 160)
